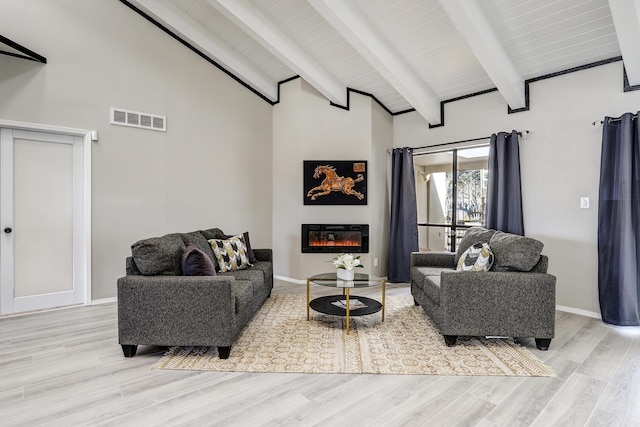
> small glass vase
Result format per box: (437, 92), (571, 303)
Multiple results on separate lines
(336, 268), (355, 281)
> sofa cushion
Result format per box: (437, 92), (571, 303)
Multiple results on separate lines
(489, 231), (544, 272)
(181, 244), (217, 276)
(411, 266), (451, 289)
(455, 227), (496, 265)
(131, 233), (185, 275)
(221, 268), (264, 290)
(209, 235), (253, 273)
(456, 242), (494, 272)
(422, 275), (442, 305)
(248, 261), (273, 284)
(411, 266), (454, 305)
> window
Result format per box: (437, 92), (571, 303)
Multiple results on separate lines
(414, 145), (489, 252)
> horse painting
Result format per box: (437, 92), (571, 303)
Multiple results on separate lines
(306, 165), (365, 201)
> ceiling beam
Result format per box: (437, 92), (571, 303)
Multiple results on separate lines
(608, 0), (640, 86)
(438, 0), (526, 110)
(208, 0), (347, 106)
(307, 0), (442, 125)
(132, 0), (278, 102)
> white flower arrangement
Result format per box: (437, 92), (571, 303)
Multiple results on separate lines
(331, 253), (364, 270)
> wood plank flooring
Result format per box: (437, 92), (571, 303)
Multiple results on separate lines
(1, 279), (638, 426)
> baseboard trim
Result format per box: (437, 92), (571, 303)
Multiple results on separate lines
(274, 275), (306, 285)
(91, 297), (117, 305)
(556, 304), (601, 320)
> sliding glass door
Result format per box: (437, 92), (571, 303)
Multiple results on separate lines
(414, 145), (489, 252)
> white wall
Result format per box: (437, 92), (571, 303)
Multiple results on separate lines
(273, 79), (392, 280)
(394, 61), (640, 316)
(0, 0), (273, 300)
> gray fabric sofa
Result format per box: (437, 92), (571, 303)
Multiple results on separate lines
(410, 227), (556, 350)
(117, 228), (273, 359)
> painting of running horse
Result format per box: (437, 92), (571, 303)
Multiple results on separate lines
(304, 160), (367, 205)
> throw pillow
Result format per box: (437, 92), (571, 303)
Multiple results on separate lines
(489, 231), (544, 272)
(131, 233), (185, 275)
(181, 244), (216, 276)
(456, 242), (494, 272)
(209, 235), (253, 273)
(207, 230), (258, 264)
(455, 227), (496, 265)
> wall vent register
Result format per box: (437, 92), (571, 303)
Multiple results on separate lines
(110, 107), (166, 132)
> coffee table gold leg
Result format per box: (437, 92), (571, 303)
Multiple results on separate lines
(307, 278), (310, 321)
(382, 279), (386, 322)
(345, 287), (350, 335)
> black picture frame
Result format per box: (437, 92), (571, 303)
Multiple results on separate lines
(304, 160), (367, 205)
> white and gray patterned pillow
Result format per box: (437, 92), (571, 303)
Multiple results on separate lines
(456, 242), (494, 272)
(208, 235), (252, 273)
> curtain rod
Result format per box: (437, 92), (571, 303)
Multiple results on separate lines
(592, 113), (638, 126)
(397, 130), (529, 154)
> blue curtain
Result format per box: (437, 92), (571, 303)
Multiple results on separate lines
(485, 130), (524, 235)
(388, 147), (418, 283)
(598, 112), (640, 326)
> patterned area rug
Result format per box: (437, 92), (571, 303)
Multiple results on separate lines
(151, 294), (555, 376)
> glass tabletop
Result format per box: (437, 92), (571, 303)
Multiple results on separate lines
(309, 272), (384, 288)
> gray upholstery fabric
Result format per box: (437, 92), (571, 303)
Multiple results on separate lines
(411, 251), (455, 268)
(118, 228), (274, 357)
(200, 228), (226, 240)
(421, 275), (443, 305)
(131, 233), (185, 275)
(489, 231), (544, 272)
(126, 257), (141, 276)
(454, 227), (496, 265)
(410, 251), (555, 343)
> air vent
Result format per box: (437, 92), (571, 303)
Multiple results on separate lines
(110, 107), (166, 132)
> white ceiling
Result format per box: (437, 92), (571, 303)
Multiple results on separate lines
(127, 0), (640, 126)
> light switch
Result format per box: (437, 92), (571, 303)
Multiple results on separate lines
(580, 197), (590, 209)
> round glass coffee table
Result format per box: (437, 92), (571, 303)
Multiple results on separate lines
(306, 272), (386, 334)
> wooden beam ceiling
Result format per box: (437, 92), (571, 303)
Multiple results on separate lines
(438, 0), (526, 110)
(207, 0), (347, 106)
(608, 0), (640, 86)
(136, 0), (278, 101)
(308, 0), (442, 125)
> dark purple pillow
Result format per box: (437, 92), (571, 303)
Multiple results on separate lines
(211, 231), (258, 264)
(181, 244), (216, 276)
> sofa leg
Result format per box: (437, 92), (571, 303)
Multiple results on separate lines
(535, 338), (551, 351)
(218, 346), (231, 359)
(121, 344), (138, 357)
(444, 335), (457, 347)
(413, 298), (419, 306)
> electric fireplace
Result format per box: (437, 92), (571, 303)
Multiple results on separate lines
(301, 224), (369, 253)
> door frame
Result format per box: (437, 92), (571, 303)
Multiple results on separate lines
(0, 119), (92, 313)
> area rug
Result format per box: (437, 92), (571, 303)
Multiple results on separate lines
(151, 294), (555, 376)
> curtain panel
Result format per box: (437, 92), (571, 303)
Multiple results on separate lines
(485, 130), (524, 235)
(598, 112), (640, 326)
(388, 147), (418, 283)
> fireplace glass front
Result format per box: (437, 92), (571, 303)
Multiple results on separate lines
(301, 224), (369, 253)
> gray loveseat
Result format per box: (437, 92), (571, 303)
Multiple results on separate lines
(117, 228), (273, 359)
(411, 227), (556, 350)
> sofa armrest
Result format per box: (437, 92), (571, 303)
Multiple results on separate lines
(411, 251), (456, 268)
(117, 275), (251, 346)
(439, 271), (556, 337)
(252, 248), (272, 262)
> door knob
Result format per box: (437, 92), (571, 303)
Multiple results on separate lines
(3, 227), (12, 233)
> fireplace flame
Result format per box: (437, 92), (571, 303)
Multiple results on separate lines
(309, 239), (361, 247)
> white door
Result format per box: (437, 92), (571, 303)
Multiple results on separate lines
(1, 128), (87, 314)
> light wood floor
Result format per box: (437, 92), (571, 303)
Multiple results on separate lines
(1, 279), (639, 427)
